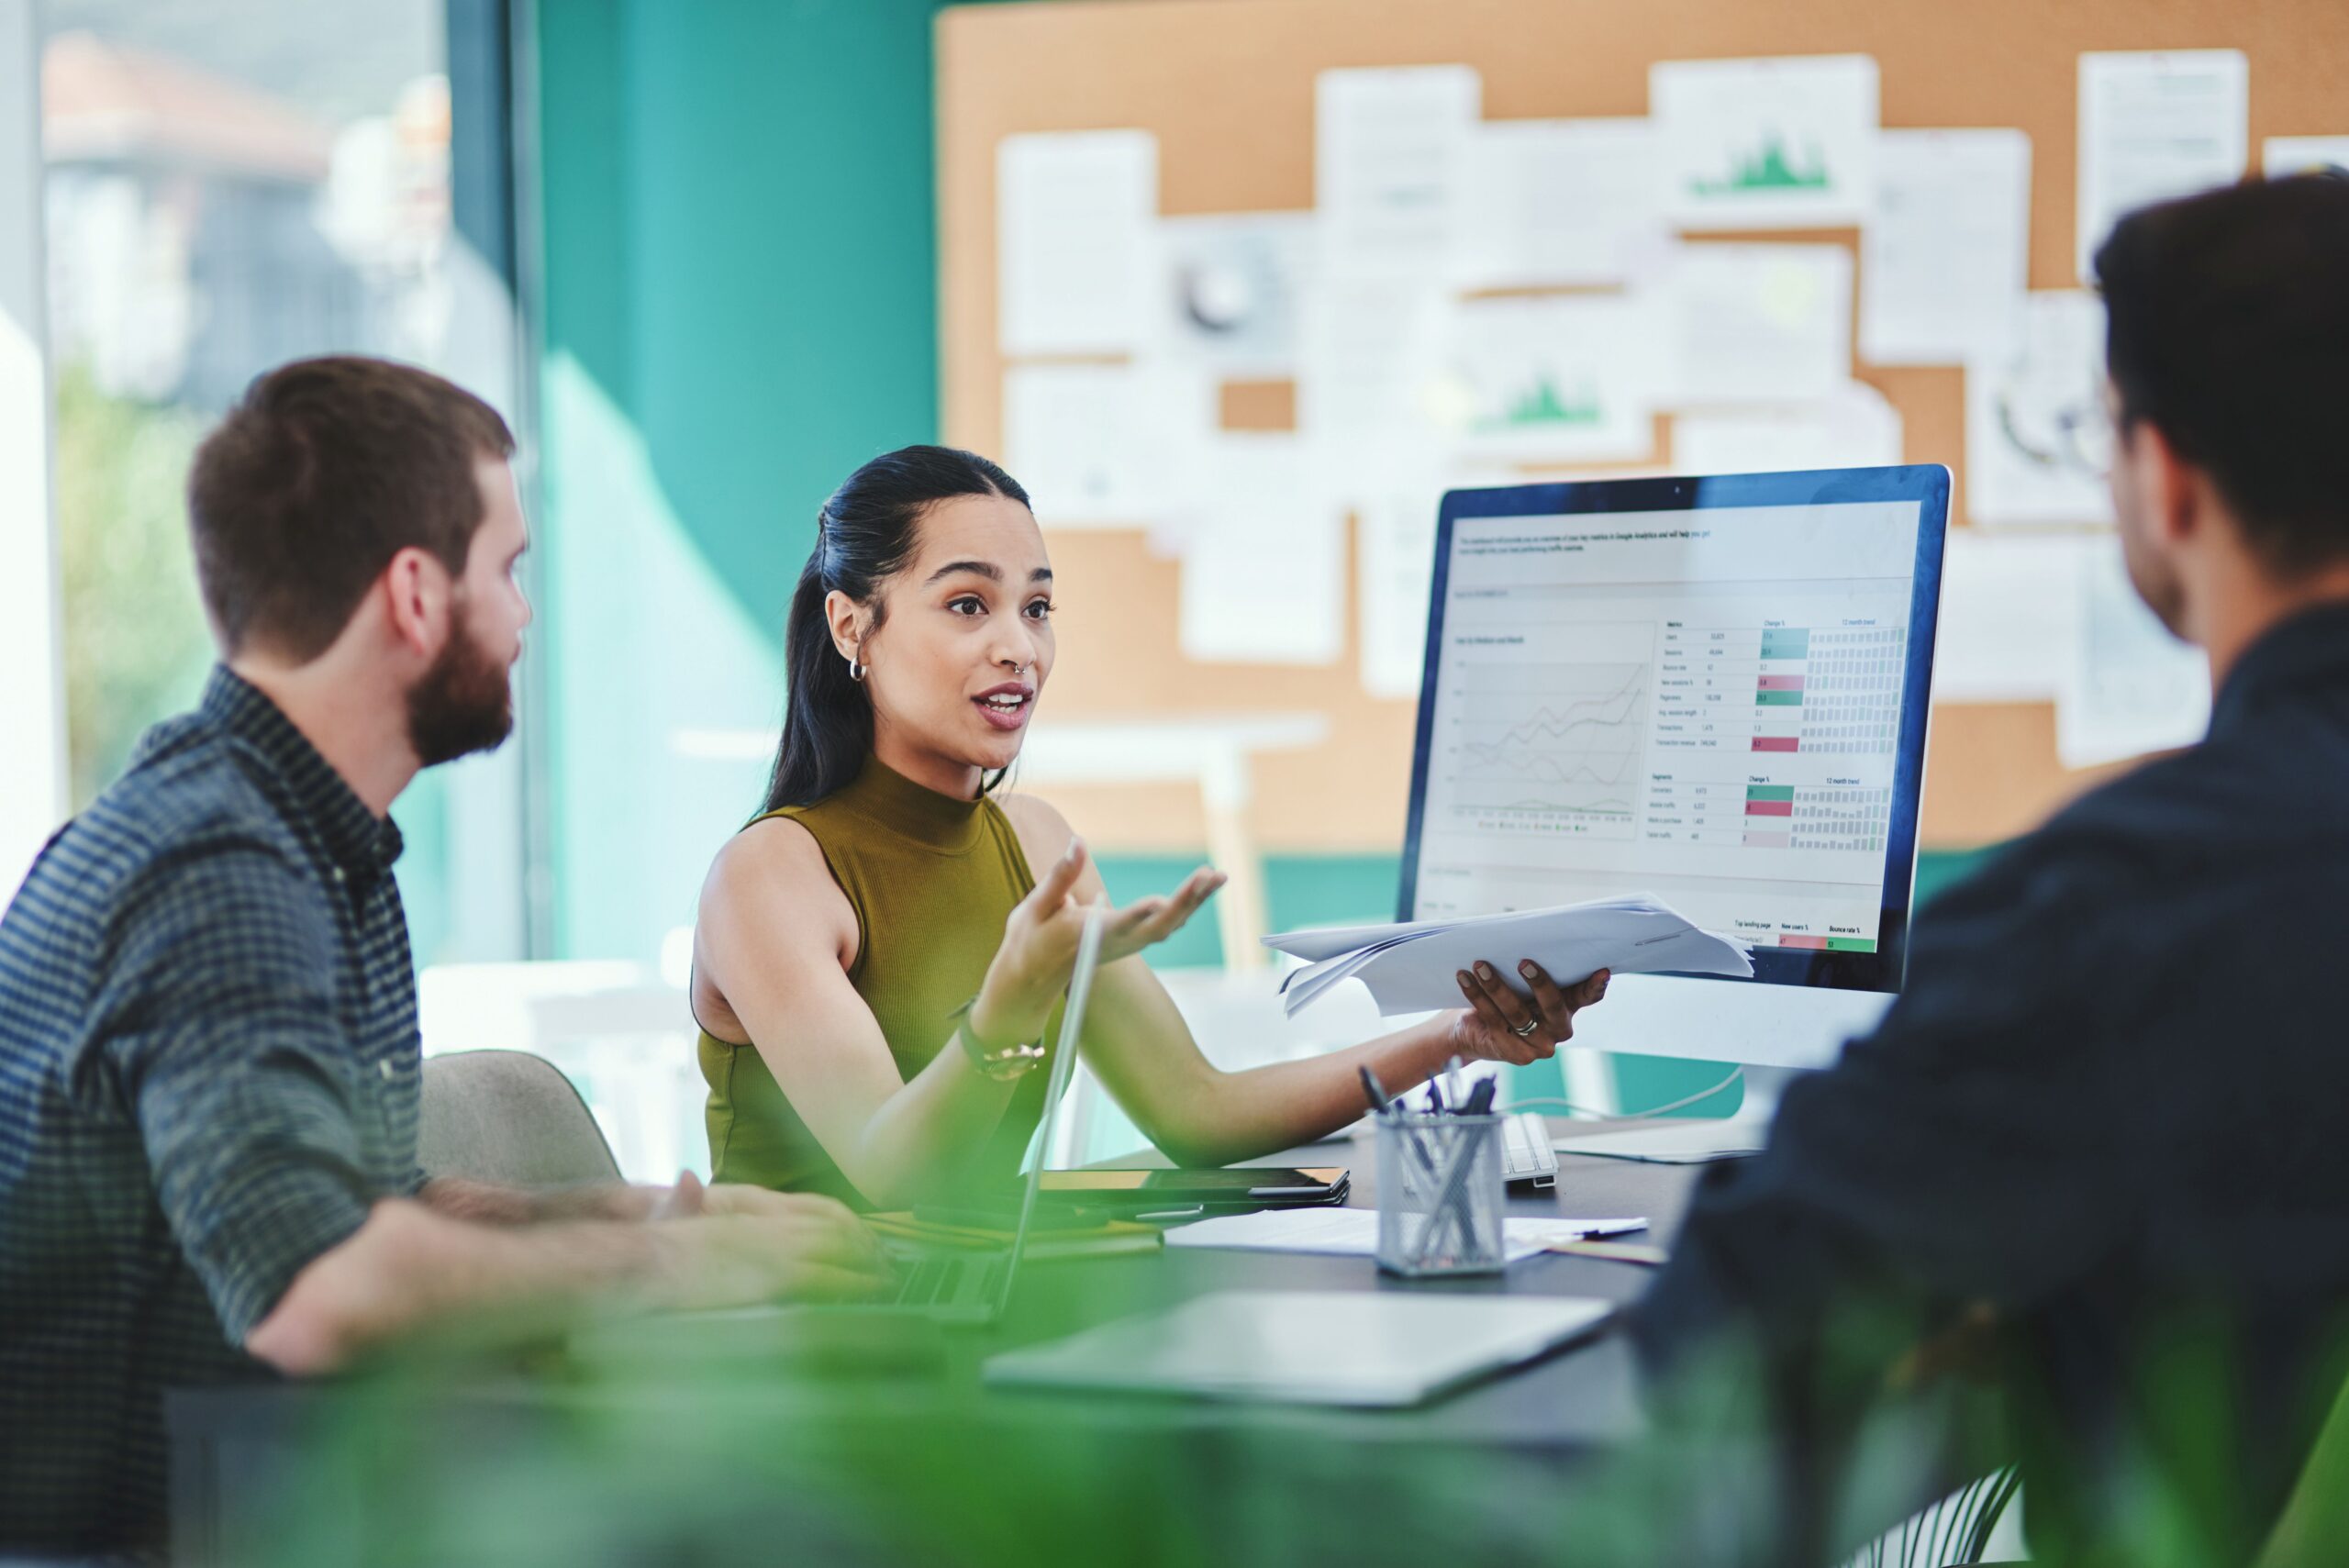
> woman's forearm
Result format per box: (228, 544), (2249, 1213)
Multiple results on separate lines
(836, 1026), (1027, 1209)
(1148, 1015), (1460, 1168)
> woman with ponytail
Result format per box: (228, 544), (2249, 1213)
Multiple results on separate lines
(690, 446), (1607, 1209)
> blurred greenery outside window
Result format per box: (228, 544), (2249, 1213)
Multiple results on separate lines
(39, 2), (494, 965)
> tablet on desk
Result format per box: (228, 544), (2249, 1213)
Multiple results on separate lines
(1037, 1167), (1350, 1209)
(984, 1290), (1611, 1407)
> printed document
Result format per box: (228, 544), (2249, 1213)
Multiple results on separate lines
(1862, 129), (2031, 367)
(2075, 51), (2248, 284)
(1264, 894), (1753, 1019)
(996, 129), (1157, 356)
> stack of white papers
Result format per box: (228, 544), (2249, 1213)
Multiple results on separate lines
(1264, 895), (1753, 1019)
(1163, 1207), (1646, 1263)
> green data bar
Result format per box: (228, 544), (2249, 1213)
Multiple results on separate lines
(1826, 938), (1877, 952)
(1754, 690), (1804, 706)
(1744, 785), (1795, 802)
(1759, 630), (1810, 659)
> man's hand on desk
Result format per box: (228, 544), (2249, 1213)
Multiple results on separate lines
(245, 1187), (891, 1375)
(655, 1188), (892, 1309)
(1447, 961), (1610, 1065)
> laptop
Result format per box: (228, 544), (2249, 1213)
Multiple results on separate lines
(860, 899), (1106, 1323)
(577, 901), (1108, 1357)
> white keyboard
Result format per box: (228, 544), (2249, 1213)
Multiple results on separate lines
(1499, 1111), (1558, 1188)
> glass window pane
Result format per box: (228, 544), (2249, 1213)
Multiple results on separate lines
(39, 1), (519, 964)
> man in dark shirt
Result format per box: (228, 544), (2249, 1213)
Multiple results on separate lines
(0, 358), (885, 1557)
(1627, 174), (2349, 1564)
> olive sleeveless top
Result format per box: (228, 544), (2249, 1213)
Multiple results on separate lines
(696, 756), (1058, 1208)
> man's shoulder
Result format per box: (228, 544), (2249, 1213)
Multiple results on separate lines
(2037, 721), (2343, 867)
(1925, 725), (2345, 953)
(34, 711), (308, 915)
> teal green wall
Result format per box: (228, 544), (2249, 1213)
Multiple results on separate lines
(536, 0), (961, 961)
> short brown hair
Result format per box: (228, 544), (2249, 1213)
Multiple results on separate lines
(187, 356), (517, 660)
(2097, 173), (2349, 571)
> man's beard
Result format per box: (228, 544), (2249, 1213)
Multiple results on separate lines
(406, 602), (515, 766)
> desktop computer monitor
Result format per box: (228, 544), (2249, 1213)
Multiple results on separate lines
(1397, 465), (1950, 1073)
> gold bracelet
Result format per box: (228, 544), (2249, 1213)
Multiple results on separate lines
(950, 995), (1047, 1082)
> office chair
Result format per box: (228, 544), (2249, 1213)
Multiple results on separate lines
(417, 1048), (622, 1188)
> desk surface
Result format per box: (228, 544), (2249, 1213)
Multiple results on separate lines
(169, 1121), (1715, 1566)
(952, 1124), (1703, 1452)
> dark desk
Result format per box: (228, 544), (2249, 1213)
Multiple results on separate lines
(170, 1125), (1709, 1567)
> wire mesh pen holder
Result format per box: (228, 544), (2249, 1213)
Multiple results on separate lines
(1375, 1112), (1507, 1277)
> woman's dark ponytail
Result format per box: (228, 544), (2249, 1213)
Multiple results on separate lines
(758, 445), (1030, 817)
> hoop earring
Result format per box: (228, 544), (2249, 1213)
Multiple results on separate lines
(848, 658), (866, 684)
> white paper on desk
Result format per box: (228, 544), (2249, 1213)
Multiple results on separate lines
(1459, 117), (1667, 289)
(1163, 1207), (1647, 1263)
(1431, 294), (1658, 464)
(1671, 382), (1900, 476)
(997, 129), (1157, 356)
(2076, 51), (2248, 285)
(1316, 65), (1480, 282)
(1176, 432), (1344, 666)
(2056, 544), (2210, 768)
(1004, 361), (1184, 528)
(1964, 291), (2112, 528)
(1653, 54), (1876, 232)
(1931, 528), (2095, 703)
(2266, 136), (2349, 177)
(1663, 243), (1852, 406)
(1861, 129), (2031, 367)
(1158, 211), (1315, 379)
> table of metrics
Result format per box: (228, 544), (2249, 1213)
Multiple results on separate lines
(1647, 621), (1906, 868)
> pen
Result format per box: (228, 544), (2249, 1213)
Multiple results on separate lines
(1357, 1065), (1392, 1119)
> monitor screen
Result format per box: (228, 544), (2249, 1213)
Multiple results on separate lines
(1398, 467), (1949, 995)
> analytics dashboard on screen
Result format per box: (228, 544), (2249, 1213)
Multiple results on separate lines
(1406, 492), (1928, 965)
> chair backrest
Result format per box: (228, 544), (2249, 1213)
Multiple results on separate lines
(418, 1049), (621, 1189)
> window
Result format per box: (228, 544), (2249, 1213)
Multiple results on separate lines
(39, 0), (528, 963)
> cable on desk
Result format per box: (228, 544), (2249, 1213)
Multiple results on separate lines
(1500, 1064), (1745, 1123)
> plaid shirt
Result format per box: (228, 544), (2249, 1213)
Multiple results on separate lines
(0, 666), (424, 1556)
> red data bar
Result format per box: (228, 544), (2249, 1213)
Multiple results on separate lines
(1752, 737), (1799, 753)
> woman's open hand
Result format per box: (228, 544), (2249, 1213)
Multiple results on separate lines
(1445, 960), (1610, 1065)
(971, 837), (1225, 1049)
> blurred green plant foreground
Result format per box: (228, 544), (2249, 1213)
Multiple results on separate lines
(215, 1269), (2349, 1568)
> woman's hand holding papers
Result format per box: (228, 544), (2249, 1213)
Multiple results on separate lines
(1447, 962), (1611, 1064)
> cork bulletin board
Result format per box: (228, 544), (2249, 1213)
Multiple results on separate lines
(936, 0), (2345, 854)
